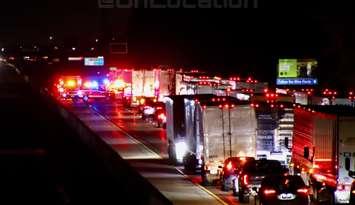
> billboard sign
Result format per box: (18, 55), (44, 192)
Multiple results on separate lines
(277, 59), (318, 86)
(84, 56), (104, 66)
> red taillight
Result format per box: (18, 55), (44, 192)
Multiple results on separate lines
(226, 161), (233, 171)
(297, 188), (308, 194)
(337, 184), (344, 191)
(156, 107), (163, 110)
(264, 189), (276, 195)
(158, 113), (166, 121)
(243, 174), (248, 185)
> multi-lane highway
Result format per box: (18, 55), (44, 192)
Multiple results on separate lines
(63, 100), (246, 205)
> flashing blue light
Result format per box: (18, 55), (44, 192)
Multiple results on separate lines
(103, 78), (110, 85)
(91, 80), (99, 89)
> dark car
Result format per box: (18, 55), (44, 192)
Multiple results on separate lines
(259, 175), (310, 205)
(220, 157), (255, 193)
(238, 159), (286, 202)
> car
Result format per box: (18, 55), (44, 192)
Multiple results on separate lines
(238, 159), (286, 203)
(220, 157), (255, 193)
(259, 175), (310, 205)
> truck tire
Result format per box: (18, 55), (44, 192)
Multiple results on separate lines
(221, 179), (229, 192)
(238, 190), (249, 203)
(183, 153), (198, 174)
(168, 143), (177, 165)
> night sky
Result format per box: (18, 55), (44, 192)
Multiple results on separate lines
(2, 1), (355, 87)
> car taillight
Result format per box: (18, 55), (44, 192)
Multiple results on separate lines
(263, 189), (276, 195)
(156, 107), (163, 110)
(158, 113), (166, 120)
(243, 174), (248, 185)
(226, 161), (233, 171)
(297, 188), (308, 194)
(337, 184), (345, 191)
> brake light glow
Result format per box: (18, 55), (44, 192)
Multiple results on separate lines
(264, 189), (276, 195)
(297, 188), (308, 194)
(158, 113), (166, 121)
(226, 161), (233, 170)
(66, 80), (76, 87)
(243, 174), (248, 185)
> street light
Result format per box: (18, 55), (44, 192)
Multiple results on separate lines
(49, 36), (53, 40)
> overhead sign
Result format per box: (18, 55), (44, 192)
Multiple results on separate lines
(277, 59), (318, 86)
(84, 56), (104, 66)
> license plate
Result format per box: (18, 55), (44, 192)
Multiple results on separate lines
(277, 193), (296, 201)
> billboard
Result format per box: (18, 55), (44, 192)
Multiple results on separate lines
(276, 59), (318, 86)
(84, 56), (104, 66)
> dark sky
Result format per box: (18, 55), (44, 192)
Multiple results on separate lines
(2, 1), (355, 87)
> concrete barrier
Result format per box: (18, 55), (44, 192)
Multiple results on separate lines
(45, 96), (172, 205)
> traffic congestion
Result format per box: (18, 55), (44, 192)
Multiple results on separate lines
(49, 63), (355, 205)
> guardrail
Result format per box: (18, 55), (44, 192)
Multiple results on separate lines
(44, 93), (172, 205)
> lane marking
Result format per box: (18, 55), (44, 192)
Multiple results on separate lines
(89, 105), (162, 159)
(175, 168), (229, 205)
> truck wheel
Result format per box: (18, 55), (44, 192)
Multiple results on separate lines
(238, 190), (249, 203)
(221, 179), (229, 192)
(168, 143), (177, 165)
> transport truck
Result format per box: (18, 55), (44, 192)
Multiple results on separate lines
(165, 95), (257, 183)
(291, 105), (355, 204)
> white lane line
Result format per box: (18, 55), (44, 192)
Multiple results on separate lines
(175, 168), (229, 205)
(89, 105), (162, 159)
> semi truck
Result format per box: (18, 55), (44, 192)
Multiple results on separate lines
(165, 95), (257, 183)
(291, 105), (355, 204)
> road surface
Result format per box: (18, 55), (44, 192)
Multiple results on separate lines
(62, 99), (249, 205)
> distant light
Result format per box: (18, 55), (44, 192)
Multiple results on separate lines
(49, 36), (53, 40)
(72, 47), (76, 51)
(95, 38), (99, 43)
(90, 47), (95, 51)
(1, 48), (4, 52)
(54, 46), (59, 50)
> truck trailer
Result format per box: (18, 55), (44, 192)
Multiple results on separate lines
(291, 105), (355, 204)
(165, 95), (257, 183)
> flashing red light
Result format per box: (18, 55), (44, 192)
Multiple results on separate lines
(218, 104), (223, 109)
(264, 88), (268, 93)
(243, 175), (248, 185)
(271, 94), (274, 97)
(217, 98), (221, 102)
(323, 91), (326, 95)
(231, 104), (235, 108)
(226, 161), (233, 170)
(255, 104), (259, 108)
(280, 104), (284, 108)
(202, 105), (207, 109)
(224, 104), (229, 109)
(297, 188), (308, 194)
(349, 92), (353, 95)
(254, 80), (258, 83)
(270, 104), (275, 108)
(222, 98), (226, 102)
(334, 91), (337, 95)
(263, 189), (276, 195)
(250, 103), (255, 107)
(276, 94), (279, 97)
(307, 91), (311, 95)
(266, 93), (270, 97)
(212, 98), (216, 102)
(237, 77), (240, 81)
(156, 107), (163, 110)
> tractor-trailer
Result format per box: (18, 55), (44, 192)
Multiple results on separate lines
(291, 105), (355, 204)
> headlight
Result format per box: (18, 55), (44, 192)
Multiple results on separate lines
(175, 141), (187, 163)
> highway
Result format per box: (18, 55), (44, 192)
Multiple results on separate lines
(63, 99), (247, 205)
